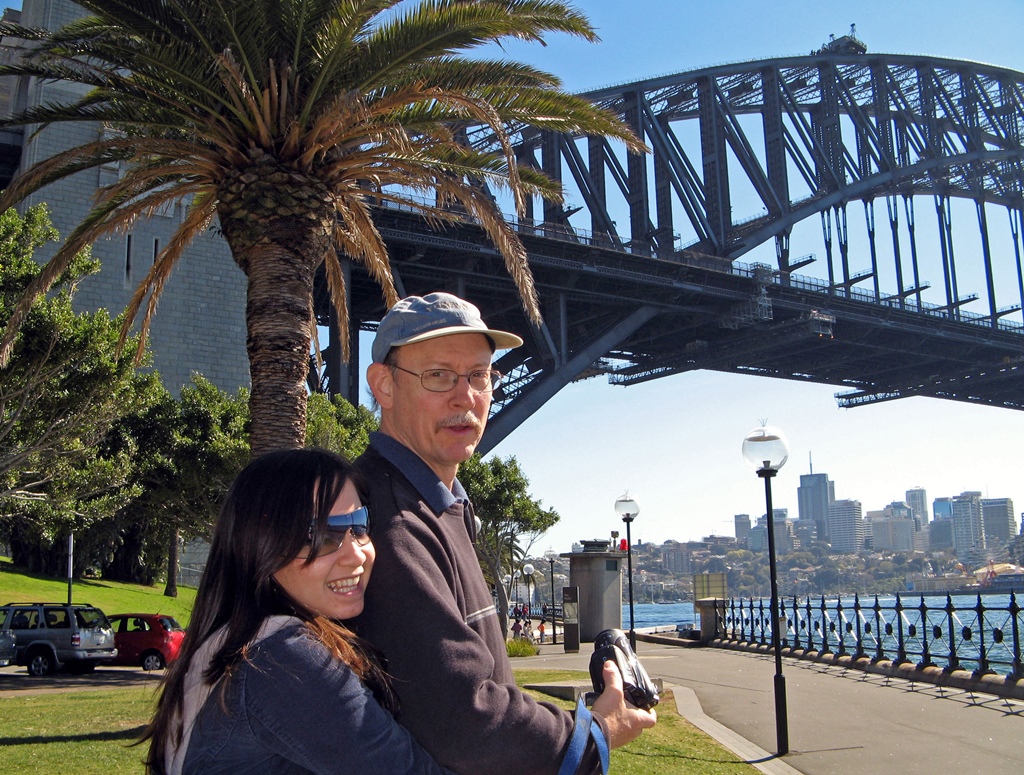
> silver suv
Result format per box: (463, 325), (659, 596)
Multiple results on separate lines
(0, 602), (117, 676)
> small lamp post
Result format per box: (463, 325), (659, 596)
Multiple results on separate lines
(544, 550), (559, 644)
(523, 563), (535, 616)
(742, 424), (790, 756)
(614, 493), (639, 650)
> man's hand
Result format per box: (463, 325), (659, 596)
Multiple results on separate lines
(590, 660), (657, 747)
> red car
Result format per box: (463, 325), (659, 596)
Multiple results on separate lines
(107, 613), (185, 671)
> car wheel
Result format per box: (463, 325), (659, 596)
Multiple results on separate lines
(27, 649), (55, 677)
(141, 651), (165, 671)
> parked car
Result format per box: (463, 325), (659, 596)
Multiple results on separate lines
(0, 627), (15, 666)
(106, 613), (185, 671)
(0, 602), (117, 676)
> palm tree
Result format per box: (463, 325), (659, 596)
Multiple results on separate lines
(0, 0), (642, 454)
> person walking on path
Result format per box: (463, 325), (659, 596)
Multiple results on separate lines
(353, 293), (655, 775)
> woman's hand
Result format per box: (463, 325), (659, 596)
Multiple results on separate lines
(590, 660), (658, 748)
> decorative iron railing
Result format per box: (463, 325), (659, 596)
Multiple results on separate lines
(720, 592), (1024, 679)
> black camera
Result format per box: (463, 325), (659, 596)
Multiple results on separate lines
(588, 629), (660, 710)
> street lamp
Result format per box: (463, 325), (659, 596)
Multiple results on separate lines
(522, 564), (535, 616)
(544, 549), (559, 644)
(742, 424), (790, 756)
(614, 493), (639, 650)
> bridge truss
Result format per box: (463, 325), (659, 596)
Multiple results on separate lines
(317, 50), (1024, 453)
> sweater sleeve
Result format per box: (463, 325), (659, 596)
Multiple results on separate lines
(353, 464), (606, 775)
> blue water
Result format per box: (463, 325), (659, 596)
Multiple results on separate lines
(623, 602), (695, 630)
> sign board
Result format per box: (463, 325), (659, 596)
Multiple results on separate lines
(562, 586), (580, 653)
(693, 572), (728, 599)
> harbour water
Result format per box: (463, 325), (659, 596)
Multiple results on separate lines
(623, 601), (695, 630)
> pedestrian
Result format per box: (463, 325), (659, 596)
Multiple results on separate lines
(354, 292), (656, 775)
(538, 620), (546, 643)
(511, 619), (523, 639)
(142, 449), (451, 775)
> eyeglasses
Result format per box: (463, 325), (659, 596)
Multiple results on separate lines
(391, 365), (503, 393)
(297, 506), (371, 559)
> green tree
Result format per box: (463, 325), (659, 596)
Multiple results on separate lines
(0, 204), (149, 574)
(305, 392), (378, 460)
(458, 454), (558, 635)
(0, 0), (642, 454)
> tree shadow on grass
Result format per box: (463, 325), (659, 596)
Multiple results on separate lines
(0, 725), (147, 746)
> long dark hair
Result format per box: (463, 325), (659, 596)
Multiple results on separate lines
(143, 448), (393, 772)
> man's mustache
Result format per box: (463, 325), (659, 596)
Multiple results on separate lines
(437, 414), (483, 432)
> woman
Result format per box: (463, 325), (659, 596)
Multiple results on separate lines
(143, 448), (452, 775)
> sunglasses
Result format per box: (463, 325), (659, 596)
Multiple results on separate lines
(297, 506), (371, 559)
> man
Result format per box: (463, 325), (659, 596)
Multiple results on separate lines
(353, 293), (655, 775)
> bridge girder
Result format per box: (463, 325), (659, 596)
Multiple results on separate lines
(318, 52), (1024, 452)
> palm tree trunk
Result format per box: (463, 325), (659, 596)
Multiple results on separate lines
(218, 151), (336, 455)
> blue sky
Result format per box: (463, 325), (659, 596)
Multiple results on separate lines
(475, 1), (1024, 556)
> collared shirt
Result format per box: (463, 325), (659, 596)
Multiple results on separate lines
(368, 432), (469, 514)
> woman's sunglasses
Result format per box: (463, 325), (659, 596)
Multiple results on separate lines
(297, 506), (371, 559)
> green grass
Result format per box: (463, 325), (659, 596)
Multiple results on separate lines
(0, 687), (158, 774)
(0, 556), (196, 625)
(514, 669), (759, 775)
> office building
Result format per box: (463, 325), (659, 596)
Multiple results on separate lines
(733, 514), (751, 546)
(933, 497), (954, 521)
(981, 498), (1016, 545)
(951, 491), (985, 555)
(828, 499), (865, 553)
(906, 487), (928, 526)
(798, 467), (834, 542)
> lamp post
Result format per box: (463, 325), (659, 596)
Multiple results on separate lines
(544, 550), (559, 644)
(522, 564), (535, 617)
(614, 493), (639, 650)
(742, 424), (790, 756)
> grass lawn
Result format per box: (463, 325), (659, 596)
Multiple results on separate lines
(0, 556), (197, 625)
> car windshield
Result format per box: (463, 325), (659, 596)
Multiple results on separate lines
(75, 608), (111, 629)
(159, 617), (184, 631)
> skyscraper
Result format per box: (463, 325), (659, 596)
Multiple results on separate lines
(906, 487), (928, 526)
(734, 514), (751, 546)
(828, 499), (864, 553)
(981, 498), (1016, 545)
(952, 492), (985, 556)
(798, 460), (834, 542)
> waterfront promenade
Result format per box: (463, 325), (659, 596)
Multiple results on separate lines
(529, 638), (1024, 775)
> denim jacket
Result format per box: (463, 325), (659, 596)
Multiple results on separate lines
(180, 619), (453, 774)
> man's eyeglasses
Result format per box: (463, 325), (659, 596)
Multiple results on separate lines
(297, 506), (371, 559)
(391, 365), (503, 393)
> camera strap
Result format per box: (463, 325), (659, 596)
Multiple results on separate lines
(557, 696), (609, 775)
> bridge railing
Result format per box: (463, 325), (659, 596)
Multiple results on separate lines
(719, 592), (1024, 679)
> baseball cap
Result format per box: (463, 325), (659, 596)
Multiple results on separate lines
(371, 292), (523, 363)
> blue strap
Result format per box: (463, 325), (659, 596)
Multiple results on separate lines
(558, 697), (609, 775)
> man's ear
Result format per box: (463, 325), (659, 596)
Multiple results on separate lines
(366, 363), (395, 410)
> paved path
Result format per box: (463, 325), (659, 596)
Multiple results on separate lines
(530, 639), (1024, 775)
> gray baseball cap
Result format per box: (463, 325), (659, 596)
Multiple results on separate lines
(371, 292), (523, 363)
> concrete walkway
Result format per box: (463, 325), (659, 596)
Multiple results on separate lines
(528, 639), (1024, 775)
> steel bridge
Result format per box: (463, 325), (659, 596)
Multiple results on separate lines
(320, 43), (1024, 454)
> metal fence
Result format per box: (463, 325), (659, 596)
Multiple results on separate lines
(720, 593), (1024, 679)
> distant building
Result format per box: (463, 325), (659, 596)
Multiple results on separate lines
(869, 515), (915, 552)
(733, 514), (751, 546)
(798, 469), (834, 542)
(952, 491), (985, 555)
(981, 498), (1016, 545)
(929, 517), (954, 552)
(906, 487), (928, 526)
(933, 497), (954, 521)
(828, 499), (864, 553)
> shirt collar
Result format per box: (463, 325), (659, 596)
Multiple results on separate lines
(369, 432), (468, 513)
